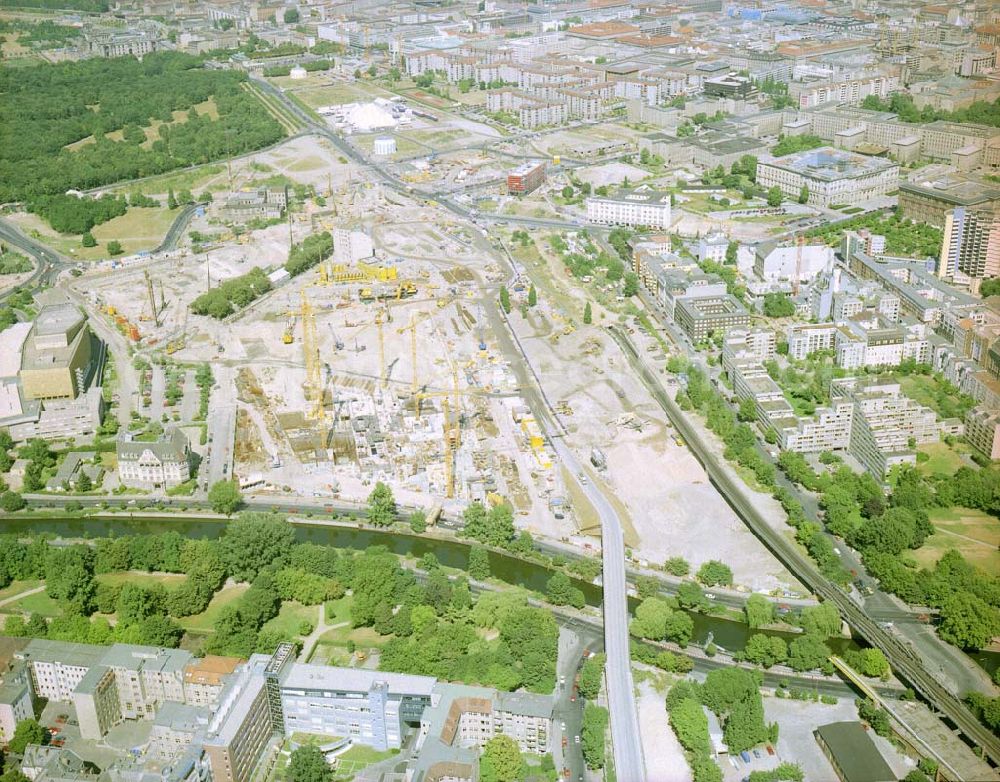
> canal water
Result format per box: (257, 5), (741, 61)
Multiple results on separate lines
(1, 513), (952, 661)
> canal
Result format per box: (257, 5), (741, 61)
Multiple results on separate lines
(0, 514), (876, 658)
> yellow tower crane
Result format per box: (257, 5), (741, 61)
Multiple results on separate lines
(396, 310), (435, 396)
(301, 290), (325, 422)
(375, 307), (386, 389)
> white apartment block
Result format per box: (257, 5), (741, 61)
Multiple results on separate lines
(780, 401), (854, 453)
(754, 243), (834, 282)
(786, 324), (837, 360)
(722, 328), (776, 375)
(792, 72), (899, 109)
(841, 379), (938, 477)
(586, 190), (671, 229)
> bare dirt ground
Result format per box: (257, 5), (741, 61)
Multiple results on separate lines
(503, 233), (799, 591)
(636, 678), (692, 782)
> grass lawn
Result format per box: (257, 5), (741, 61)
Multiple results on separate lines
(317, 625), (389, 649)
(324, 596), (352, 625)
(333, 744), (398, 778)
(5, 589), (62, 618)
(117, 164), (228, 199)
(280, 81), (390, 108)
(899, 375), (974, 421)
(912, 506), (1000, 573)
(96, 571), (187, 588)
(917, 441), (974, 477)
(178, 584), (249, 633)
(0, 580), (43, 602)
(262, 601), (318, 638)
(9, 207), (179, 262)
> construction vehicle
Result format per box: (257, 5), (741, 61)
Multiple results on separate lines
(328, 326), (344, 351)
(283, 314), (296, 344)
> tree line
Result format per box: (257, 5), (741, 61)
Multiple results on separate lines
(285, 231), (333, 277)
(0, 52), (284, 207)
(778, 454), (1000, 651)
(191, 267), (272, 319)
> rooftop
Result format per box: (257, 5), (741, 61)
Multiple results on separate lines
(766, 147), (897, 181)
(814, 721), (895, 782)
(282, 662), (436, 696)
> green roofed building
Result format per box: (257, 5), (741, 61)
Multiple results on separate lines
(814, 722), (895, 782)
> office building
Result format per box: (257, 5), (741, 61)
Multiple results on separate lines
(506, 161), (546, 195)
(19, 304), (97, 402)
(757, 148), (899, 208)
(0, 662), (33, 744)
(116, 427), (192, 490)
(586, 189), (671, 230)
(753, 241), (833, 283)
(697, 233), (729, 264)
(183, 656), (242, 707)
(937, 205), (1000, 288)
(674, 295), (750, 341)
(899, 175), (1000, 228)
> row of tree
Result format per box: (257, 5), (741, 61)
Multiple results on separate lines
(285, 230), (334, 277)
(191, 267), (272, 319)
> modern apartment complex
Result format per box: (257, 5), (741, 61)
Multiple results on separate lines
(937, 205), (1000, 288)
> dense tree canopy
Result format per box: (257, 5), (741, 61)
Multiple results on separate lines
(0, 53), (283, 207)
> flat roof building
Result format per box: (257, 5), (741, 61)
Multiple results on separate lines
(814, 722), (895, 782)
(674, 295), (750, 341)
(757, 147), (899, 208)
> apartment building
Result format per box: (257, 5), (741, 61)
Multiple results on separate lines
(786, 323), (837, 360)
(674, 295), (750, 341)
(791, 71), (899, 110)
(221, 187), (287, 223)
(757, 147), (899, 208)
(965, 406), (1000, 459)
(727, 360), (796, 429)
(586, 189), (671, 230)
(938, 205), (1000, 288)
(834, 377), (939, 477)
(834, 315), (930, 370)
(722, 328), (776, 375)
(780, 401), (854, 453)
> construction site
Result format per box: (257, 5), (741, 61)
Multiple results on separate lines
(75, 178), (568, 528)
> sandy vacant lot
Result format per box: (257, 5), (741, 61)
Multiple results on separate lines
(637, 679), (692, 782)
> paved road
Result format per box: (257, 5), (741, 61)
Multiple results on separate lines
(204, 365), (237, 488)
(609, 326), (1000, 768)
(251, 81), (648, 780)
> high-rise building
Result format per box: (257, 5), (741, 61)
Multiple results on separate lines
(937, 205), (1000, 289)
